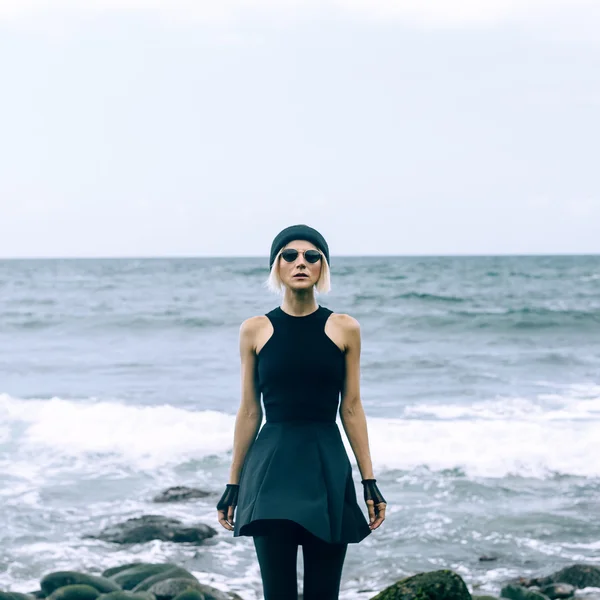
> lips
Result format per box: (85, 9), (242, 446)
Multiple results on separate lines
(294, 274), (308, 278)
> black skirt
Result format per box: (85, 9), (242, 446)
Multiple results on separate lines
(233, 420), (372, 544)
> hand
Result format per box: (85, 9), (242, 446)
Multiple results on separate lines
(361, 479), (387, 530)
(216, 484), (239, 531)
(217, 506), (236, 531)
(366, 498), (386, 530)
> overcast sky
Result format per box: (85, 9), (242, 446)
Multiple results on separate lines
(1, 1), (599, 258)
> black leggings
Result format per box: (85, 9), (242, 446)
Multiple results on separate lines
(251, 519), (348, 600)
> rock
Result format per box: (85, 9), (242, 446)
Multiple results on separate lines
(192, 586), (237, 600)
(132, 568), (197, 593)
(86, 516), (217, 545)
(479, 557), (498, 562)
(146, 579), (205, 600)
(370, 569), (471, 600)
(47, 585), (102, 600)
(472, 596), (500, 600)
(41, 573), (121, 596)
(152, 487), (210, 503)
(514, 579), (535, 588)
(102, 565), (146, 579)
(171, 593), (204, 600)
(500, 584), (550, 600)
(107, 565), (178, 590)
(539, 584), (575, 599)
(532, 565), (600, 590)
(98, 592), (155, 600)
(0, 594), (38, 600)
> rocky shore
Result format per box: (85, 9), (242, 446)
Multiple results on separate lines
(2, 562), (599, 600)
(2, 488), (599, 600)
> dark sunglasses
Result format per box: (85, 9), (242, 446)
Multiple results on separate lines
(280, 248), (322, 264)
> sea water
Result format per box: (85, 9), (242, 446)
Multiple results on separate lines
(1, 255), (599, 598)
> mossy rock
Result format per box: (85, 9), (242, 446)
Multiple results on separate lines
(188, 585), (235, 600)
(108, 566), (181, 591)
(0, 594), (38, 600)
(98, 592), (155, 600)
(500, 584), (550, 600)
(473, 596), (499, 600)
(171, 592), (204, 600)
(102, 565), (146, 579)
(132, 569), (197, 593)
(533, 565), (600, 590)
(146, 579), (205, 600)
(41, 573), (121, 596)
(539, 584), (575, 599)
(47, 585), (101, 600)
(370, 569), (471, 600)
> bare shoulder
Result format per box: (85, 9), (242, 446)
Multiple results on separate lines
(328, 312), (361, 352)
(240, 315), (268, 332)
(240, 315), (271, 353)
(330, 312), (360, 331)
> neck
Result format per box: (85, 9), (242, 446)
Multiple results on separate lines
(282, 289), (318, 316)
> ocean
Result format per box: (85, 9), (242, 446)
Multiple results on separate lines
(1, 255), (599, 598)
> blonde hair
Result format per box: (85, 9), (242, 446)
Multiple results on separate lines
(264, 246), (331, 295)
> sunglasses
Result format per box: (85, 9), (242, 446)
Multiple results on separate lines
(280, 248), (322, 264)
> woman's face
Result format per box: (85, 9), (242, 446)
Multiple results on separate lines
(278, 239), (322, 290)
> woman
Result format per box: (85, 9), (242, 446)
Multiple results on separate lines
(216, 224), (386, 600)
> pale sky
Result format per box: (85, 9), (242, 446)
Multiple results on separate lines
(1, 0), (599, 258)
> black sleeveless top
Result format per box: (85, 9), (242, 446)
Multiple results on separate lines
(256, 305), (345, 424)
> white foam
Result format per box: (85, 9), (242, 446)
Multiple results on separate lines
(1, 385), (598, 480)
(0, 393), (236, 478)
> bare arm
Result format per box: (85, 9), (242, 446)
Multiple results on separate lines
(228, 317), (263, 485)
(338, 315), (375, 480)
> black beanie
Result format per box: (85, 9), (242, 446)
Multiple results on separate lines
(269, 224), (330, 270)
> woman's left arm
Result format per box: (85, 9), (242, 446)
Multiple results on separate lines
(337, 314), (375, 480)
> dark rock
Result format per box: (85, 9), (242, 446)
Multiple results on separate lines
(98, 592), (155, 600)
(171, 593), (204, 600)
(514, 579), (535, 588)
(146, 579), (204, 600)
(479, 557), (498, 562)
(539, 584), (575, 599)
(26, 593), (45, 599)
(0, 594), (38, 600)
(41, 573), (121, 596)
(532, 565), (600, 590)
(500, 584), (550, 600)
(86, 516), (217, 545)
(132, 568), (197, 592)
(47, 585), (101, 600)
(192, 586), (237, 600)
(152, 487), (210, 503)
(370, 569), (471, 600)
(107, 565), (177, 590)
(102, 565), (145, 579)
(173, 590), (205, 600)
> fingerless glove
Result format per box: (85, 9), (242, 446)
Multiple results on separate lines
(216, 484), (239, 511)
(361, 478), (386, 505)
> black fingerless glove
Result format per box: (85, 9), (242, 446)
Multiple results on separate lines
(361, 478), (386, 505)
(216, 484), (239, 511)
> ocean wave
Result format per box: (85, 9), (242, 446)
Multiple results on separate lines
(0, 313), (227, 331)
(393, 292), (466, 302)
(1, 386), (598, 481)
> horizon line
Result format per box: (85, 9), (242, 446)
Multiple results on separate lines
(0, 252), (598, 260)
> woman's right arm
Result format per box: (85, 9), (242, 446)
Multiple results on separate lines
(227, 317), (263, 485)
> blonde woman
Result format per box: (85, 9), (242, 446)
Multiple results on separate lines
(216, 224), (386, 600)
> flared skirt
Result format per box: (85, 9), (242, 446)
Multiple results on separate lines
(233, 420), (372, 544)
